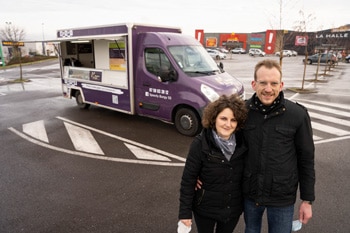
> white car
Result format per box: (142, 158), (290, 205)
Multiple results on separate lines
(207, 49), (226, 60)
(275, 50), (293, 57)
(248, 49), (266, 57)
(215, 48), (229, 53)
(231, 48), (246, 54)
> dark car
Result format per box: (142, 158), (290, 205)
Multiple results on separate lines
(303, 53), (337, 65)
(345, 54), (350, 63)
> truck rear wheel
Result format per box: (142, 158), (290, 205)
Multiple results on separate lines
(75, 91), (90, 109)
(175, 108), (201, 137)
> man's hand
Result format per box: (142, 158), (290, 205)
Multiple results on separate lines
(299, 201), (312, 224)
(195, 178), (202, 190)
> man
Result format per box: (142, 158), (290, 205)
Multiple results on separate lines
(243, 59), (315, 233)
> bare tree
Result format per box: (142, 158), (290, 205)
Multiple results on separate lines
(266, 0), (301, 67)
(0, 22), (26, 81)
(293, 10), (315, 90)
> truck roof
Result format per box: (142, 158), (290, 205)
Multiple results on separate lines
(56, 23), (182, 41)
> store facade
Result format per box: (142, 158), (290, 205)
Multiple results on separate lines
(195, 24), (350, 56)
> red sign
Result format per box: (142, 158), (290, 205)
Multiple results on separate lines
(195, 29), (205, 45)
(264, 30), (277, 54)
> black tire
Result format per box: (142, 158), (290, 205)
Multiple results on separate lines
(75, 91), (90, 109)
(174, 108), (201, 136)
(308, 60), (312, 65)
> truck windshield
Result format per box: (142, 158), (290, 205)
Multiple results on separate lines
(168, 45), (221, 76)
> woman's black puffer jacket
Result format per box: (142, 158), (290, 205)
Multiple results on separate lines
(179, 128), (247, 223)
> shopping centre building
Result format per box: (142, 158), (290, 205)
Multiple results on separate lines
(195, 24), (350, 55)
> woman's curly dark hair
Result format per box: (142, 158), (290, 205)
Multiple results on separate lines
(202, 94), (247, 131)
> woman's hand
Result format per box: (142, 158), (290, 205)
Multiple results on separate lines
(195, 178), (203, 190)
(180, 219), (192, 227)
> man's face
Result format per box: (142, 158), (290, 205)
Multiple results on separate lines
(252, 66), (284, 106)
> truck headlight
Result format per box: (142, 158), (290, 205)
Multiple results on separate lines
(201, 84), (220, 102)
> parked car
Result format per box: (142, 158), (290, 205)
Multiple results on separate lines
(215, 47), (229, 53)
(248, 48), (266, 57)
(231, 48), (246, 54)
(275, 50), (293, 57)
(291, 50), (298, 56)
(303, 53), (337, 65)
(207, 49), (227, 60)
(345, 54), (350, 63)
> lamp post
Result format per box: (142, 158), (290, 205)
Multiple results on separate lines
(0, 40), (4, 67)
(42, 23), (45, 55)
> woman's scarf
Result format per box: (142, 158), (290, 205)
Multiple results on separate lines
(212, 129), (236, 161)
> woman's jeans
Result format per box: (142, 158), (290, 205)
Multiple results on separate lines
(244, 199), (294, 233)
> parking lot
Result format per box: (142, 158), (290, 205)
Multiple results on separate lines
(0, 56), (349, 232)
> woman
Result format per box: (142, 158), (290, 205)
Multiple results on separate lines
(178, 94), (248, 233)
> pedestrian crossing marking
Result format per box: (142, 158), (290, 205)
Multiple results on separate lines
(309, 112), (350, 127)
(56, 116), (186, 163)
(294, 100), (350, 139)
(301, 102), (350, 118)
(22, 120), (49, 143)
(8, 127), (185, 167)
(64, 122), (104, 155)
(313, 135), (323, 141)
(311, 122), (350, 136)
(124, 143), (171, 161)
(8, 96), (350, 167)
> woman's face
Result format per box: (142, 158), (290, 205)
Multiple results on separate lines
(215, 107), (237, 140)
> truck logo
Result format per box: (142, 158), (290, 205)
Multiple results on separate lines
(89, 71), (102, 82)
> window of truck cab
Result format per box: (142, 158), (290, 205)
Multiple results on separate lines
(145, 48), (171, 76)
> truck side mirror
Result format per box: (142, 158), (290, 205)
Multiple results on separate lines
(158, 69), (178, 82)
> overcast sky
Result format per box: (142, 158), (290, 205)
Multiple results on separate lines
(2, 0), (349, 41)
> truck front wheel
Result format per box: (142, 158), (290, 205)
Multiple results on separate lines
(75, 91), (90, 109)
(175, 108), (201, 137)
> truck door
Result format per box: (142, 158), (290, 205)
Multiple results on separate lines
(134, 47), (177, 122)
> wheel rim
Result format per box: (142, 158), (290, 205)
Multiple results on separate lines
(180, 114), (193, 130)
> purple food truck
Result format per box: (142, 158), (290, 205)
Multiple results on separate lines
(57, 23), (244, 136)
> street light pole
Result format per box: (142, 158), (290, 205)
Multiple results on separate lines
(42, 23), (45, 55)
